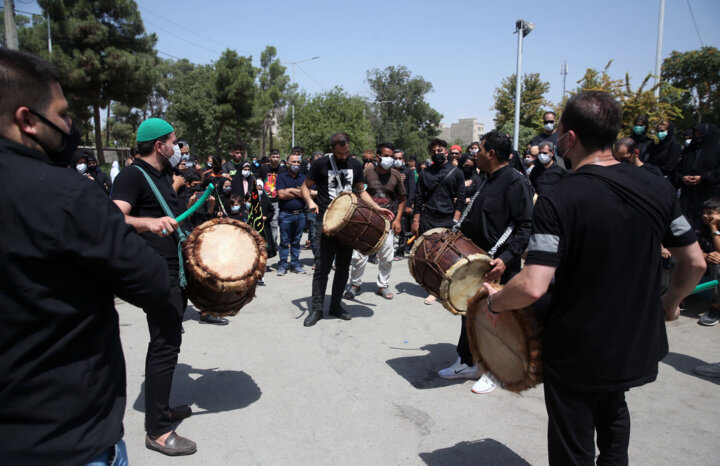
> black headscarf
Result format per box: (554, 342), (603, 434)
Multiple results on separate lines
(648, 122), (682, 176)
(630, 116), (653, 163)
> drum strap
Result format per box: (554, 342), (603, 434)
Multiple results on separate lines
(327, 154), (348, 194)
(133, 165), (189, 288)
(452, 178), (487, 233)
(488, 224), (515, 258)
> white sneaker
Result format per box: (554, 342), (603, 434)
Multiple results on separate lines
(437, 358), (481, 379)
(694, 362), (720, 378)
(472, 372), (498, 394)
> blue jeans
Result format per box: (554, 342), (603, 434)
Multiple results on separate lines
(278, 210), (306, 271)
(84, 439), (128, 466)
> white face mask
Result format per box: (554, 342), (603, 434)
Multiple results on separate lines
(544, 122), (555, 132)
(380, 157), (394, 170)
(76, 163), (87, 174)
(684, 139), (692, 147)
(168, 144), (182, 168)
(393, 159), (403, 168)
(241, 170), (251, 178)
(470, 149), (479, 155)
(538, 153), (552, 165)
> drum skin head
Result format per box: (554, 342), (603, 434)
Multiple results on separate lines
(195, 223), (256, 280)
(466, 286), (543, 392)
(324, 192), (354, 235)
(440, 253), (493, 315)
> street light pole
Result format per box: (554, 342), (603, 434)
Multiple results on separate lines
(655, 0), (665, 97)
(286, 56), (319, 148)
(512, 19), (534, 152)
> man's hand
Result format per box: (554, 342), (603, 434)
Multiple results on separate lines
(482, 282), (501, 326)
(661, 247), (672, 259)
(682, 175), (701, 186)
(307, 201), (319, 214)
(147, 216), (178, 238)
(707, 251), (720, 264)
(411, 218), (420, 237)
(392, 219), (401, 235)
(485, 258), (506, 282)
(378, 207), (395, 222)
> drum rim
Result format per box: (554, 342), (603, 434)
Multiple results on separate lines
(438, 253), (493, 315)
(322, 191), (356, 235)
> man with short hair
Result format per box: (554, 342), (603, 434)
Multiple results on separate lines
(113, 118), (198, 456)
(301, 133), (394, 326)
(448, 144), (462, 166)
(530, 111), (566, 170)
(614, 137), (662, 177)
(222, 142), (248, 176)
(276, 153), (307, 275)
(529, 141), (568, 195)
(437, 131), (534, 394)
(86, 152), (113, 194)
(483, 91), (705, 465)
(345, 142), (406, 299)
(412, 138), (466, 304)
(392, 149), (416, 259)
(259, 149), (286, 250)
(0, 48), (169, 464)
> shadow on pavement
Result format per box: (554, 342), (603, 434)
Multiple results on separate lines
(290, 297), (375, 319)
(386, 343), (468, 389)
(419, 439), (532, 465)
(662, 352), (720, 386)
(395, 281), (426, 298)
(133, 363), (262, 415)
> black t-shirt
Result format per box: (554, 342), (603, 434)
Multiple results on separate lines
(306, 155), (364, 213)
(112, 158), (186, 271)
(526, 163), (697, 391)
(639, 163), (663, 177)
(258, 164), (287, 202)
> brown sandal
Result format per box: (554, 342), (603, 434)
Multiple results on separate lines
(343, 285), (360, 299)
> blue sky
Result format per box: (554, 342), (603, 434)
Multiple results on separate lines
(14, 0), (720, 128)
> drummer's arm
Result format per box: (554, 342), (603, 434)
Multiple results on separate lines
(483, 264), (556, 315)
(301, 177), (318, 213)
(113, 200), (178, 237)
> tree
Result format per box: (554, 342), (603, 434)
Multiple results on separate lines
(492, 73), (551, 133)
(279, 87), (374, 154)
(24, 0), (160, 164)
(662, 46), (720, 129)
(570, 61), (684, 137)
(212, 49), (256, 153)
(366, 66), (442, 158)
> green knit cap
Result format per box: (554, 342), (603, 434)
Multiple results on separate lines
(136, 118), (174, 142)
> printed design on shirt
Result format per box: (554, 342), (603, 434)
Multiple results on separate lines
(264, 172), (279, 198)
(328, 169), (353, 200)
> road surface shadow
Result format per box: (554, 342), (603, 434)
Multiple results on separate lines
(395, 281), (426, 298)
(386, 343), (468, 389)
(419, 439), (532, 465)
(133, 363), (262, 415)
(290, 296), (375, 319)
(662, 352), (720, 386)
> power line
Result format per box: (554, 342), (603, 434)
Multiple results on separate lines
(142, 18), (222, 55)
(157, 50), (181, 60)
(138, 5), (250, 55)
(296, 63), (325, 90)
(686, 0), (705, 46)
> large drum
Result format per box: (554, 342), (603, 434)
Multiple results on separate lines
(323, 191), (390, 255)
(466, 286), (543, 392)
(182, 218), (267, 316)
(408, 228), (493, 315)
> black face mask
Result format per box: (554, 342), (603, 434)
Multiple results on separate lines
(462, 165), (475, 179)
(28, 109), (81, 166)
(431, 152), (446, 165)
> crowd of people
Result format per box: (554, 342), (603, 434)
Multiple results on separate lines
(1, 47), (719, 465)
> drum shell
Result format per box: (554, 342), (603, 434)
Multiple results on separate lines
(466, 286), (543, 392)
(183, 218), (267, 317)
(408, 228), (492, 315)
(323, 192), (390, 256)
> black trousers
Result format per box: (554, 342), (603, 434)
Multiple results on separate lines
(311, 220), (353, 313)
(544, 374), (630, 466)
(395, 212), (412, 256)
(457, 258), (520, 366)
(144, 281), (184, 436)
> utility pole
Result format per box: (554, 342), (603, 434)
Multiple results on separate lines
(4, 0), (19, 50)
(561, 61), (569, 99)
(47, 10), (52, 53)
(512, 19), (534, 152)
(285, 56), (319, 148)
(654, 0), (665, 97)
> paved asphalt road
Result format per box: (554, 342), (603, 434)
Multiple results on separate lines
(117, 242), (720, 465)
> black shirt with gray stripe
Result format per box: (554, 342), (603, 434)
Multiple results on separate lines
(526, 162), (696, 391)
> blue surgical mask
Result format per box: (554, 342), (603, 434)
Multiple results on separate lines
(231, 205), (241, 213)
(633, 125), (645, 136)
(657, 131), (668, 141)
(223, 186), (232, 194)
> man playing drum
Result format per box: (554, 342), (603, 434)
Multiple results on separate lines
(483, 91), (705, 465)
(112, 118), (197, 456)
(301, 132), (393, 327)
(437, 132), (533, 394)
(345, 142), (406, 300)
(411, 138), (466, 305)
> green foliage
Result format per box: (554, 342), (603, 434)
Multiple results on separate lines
(662, 46), (720, 129)
(496, 122), (536, 150)
(212, 49), (257, 153)
(570, 61), (684, 138)
(254, 46), (293, 153)
(366, 65), (442, 158)
(492, 73), (551, 132)
(279, 87), (374, 154)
